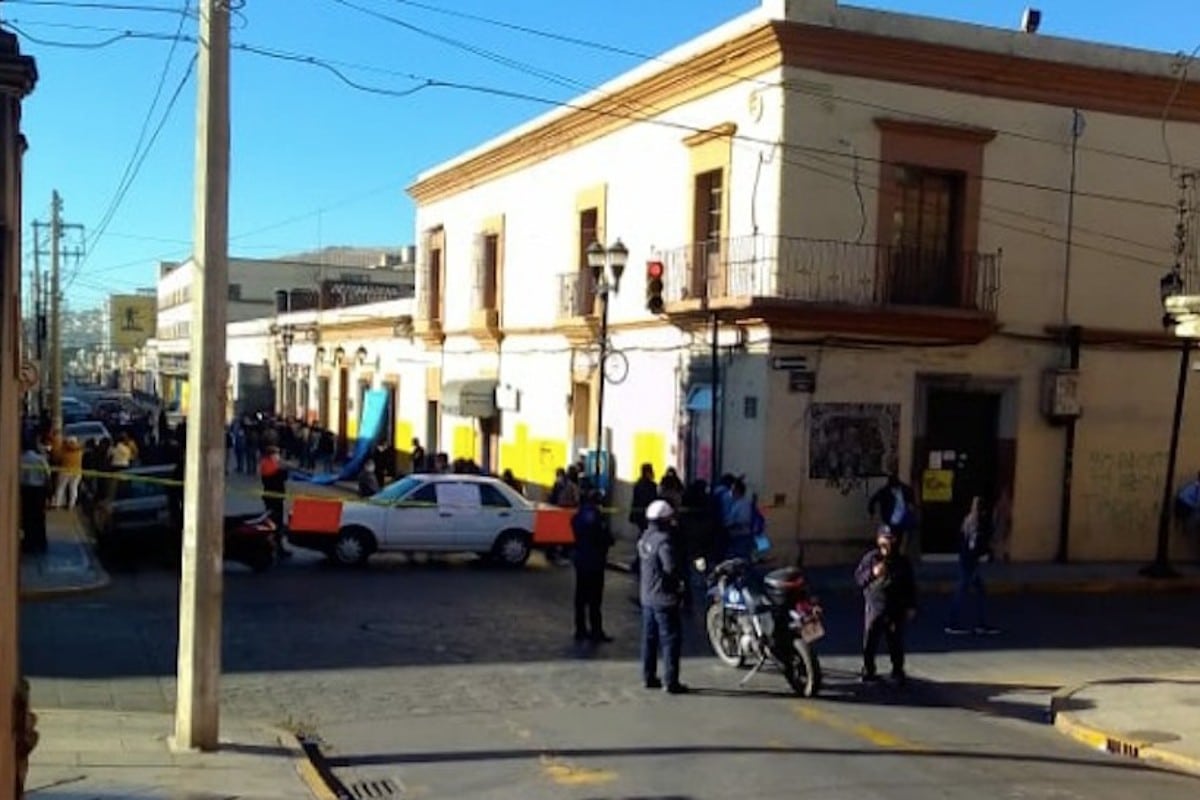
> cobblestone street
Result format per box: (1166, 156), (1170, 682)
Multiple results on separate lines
(20, 547), (1200, 798)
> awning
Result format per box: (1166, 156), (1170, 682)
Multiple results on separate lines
(686, 385), (713, 412)
(443, 379), (498, 418)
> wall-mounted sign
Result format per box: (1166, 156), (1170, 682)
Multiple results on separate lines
(788, 370), (816, 393)
(772, 356), (809, 371)
(496, 383), (521, 412)
(922, 469), (954, 503)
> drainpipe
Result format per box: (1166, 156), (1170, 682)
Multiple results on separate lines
(1054, 325), (1082, 564)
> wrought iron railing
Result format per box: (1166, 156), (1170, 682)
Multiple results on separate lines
(556, 271), (597, 319)
(659, 235), (1000, 313)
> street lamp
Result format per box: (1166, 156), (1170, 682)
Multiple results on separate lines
(585, 239), (629, 492)
(1144, 265), (1189, 579)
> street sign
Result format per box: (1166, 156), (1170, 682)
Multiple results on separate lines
(772, 356), (809, 371)
(19, 360), (39, 391)
(787, 370), (816, 393)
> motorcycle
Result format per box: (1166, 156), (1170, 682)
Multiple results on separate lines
(700, 557), (824, 697)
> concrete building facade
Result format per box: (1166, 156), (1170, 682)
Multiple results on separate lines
(398, 0), (1200, 564)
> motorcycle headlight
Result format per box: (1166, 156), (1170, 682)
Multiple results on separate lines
(693, 557), (707, 572)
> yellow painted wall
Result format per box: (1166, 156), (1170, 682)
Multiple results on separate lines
(498, 422), (567, 493)
(632, 432), (667, 480)
(452, 424), (475, 461)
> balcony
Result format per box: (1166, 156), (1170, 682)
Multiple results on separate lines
(660, 235), (1001, 341)
(556, 272), (601, 345)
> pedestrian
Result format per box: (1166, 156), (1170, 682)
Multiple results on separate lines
(53, 436), (84, 510)
(501, 468), (525, 497)
(410, 437), (426, 473)
(358, 458), (381, 497)
(558, 465), (581, 507)
(854, 526), (917, 685)
(638, 499), (688, 694)
(373, 437), (397, 484)
(572, 486), (614, 642)
(659, 467), (685, 509)
(109, 432), (134, 469)
(724, 478), (754, 560)
(868, 473), (917, 550)
(19, 438), (51, 554)
(259, 445), (291, 557)
(630, 463), (657, 533)
(945, 496), (1000, 636)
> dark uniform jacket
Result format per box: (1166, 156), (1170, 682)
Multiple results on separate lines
(571, 503), (613, 572)
(638, 525), (684, 609)
(854, 548), (917, 621)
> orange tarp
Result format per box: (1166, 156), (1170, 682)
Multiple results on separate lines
(289, 497), (343, 535)
(533, 506), (574, 546)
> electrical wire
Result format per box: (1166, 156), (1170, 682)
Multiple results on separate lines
(71, 0), (195, 285)
(372, 0), (1195, 172)
(1, 0), (195, 14)
(1161, 43), (1200, 177)
(3, 19), (1184, 211)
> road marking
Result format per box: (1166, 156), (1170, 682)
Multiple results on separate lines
(793, 704), (925, 751)
(538, 755), (617, 786)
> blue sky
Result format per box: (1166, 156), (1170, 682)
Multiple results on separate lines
(8, 0), (1199, 310)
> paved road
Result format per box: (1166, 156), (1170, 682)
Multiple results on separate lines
(20, 544), (1200, 798)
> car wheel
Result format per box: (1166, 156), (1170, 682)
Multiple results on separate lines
(492, 530), (531, 568)
(333, 527), (374, 567)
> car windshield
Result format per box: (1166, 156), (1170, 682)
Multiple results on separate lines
(372, 475), (425, 503)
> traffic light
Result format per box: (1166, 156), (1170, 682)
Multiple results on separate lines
(646, 260), (665, 314)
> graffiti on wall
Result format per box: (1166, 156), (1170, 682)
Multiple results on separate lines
(1083, 449), (1167, 537)
(808, 403), (901, 493)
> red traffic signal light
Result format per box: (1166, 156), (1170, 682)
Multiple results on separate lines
(646, 260), (665, 314)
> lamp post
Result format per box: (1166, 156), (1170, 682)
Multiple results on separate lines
(1143, 266), (1188, 579)
(586, 239), (629, 493)
(275, 325), (294, 416)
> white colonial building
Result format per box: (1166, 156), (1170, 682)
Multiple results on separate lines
(390, 0), (1200, 566)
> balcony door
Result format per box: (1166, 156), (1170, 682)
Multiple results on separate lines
(889, 166), (963, 307)
(692, 168), (724, 300)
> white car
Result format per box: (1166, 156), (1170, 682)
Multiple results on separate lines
(296, 474), (538, 568)
(63, 420), (112, 447)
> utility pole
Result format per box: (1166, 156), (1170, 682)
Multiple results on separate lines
(31, 211), (81, 423)
(173, 0), (230, 753)
(31, 224), (41, 414)
(48, 191), (61, 432)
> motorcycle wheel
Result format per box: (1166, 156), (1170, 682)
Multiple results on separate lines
(785, 638), (822, 698)
(705, 604), (746, 668)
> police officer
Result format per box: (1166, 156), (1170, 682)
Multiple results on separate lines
(854, 525), (917, 685)
(638, 499), (688, 694)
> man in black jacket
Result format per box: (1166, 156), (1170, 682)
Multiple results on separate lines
(867, 474), (916, 546)
(572, 486), (614, 642)
(854, 526), (917, 684)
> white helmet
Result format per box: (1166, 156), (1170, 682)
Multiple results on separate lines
(646, 499), (675, 522)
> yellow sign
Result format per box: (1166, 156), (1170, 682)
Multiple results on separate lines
(921, 469), (954, 503)
(109, 295), (156, 350)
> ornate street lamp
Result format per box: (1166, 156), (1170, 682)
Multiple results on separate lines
(585, 239), (629, 492)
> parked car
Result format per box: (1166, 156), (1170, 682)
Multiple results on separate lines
(83, 464), (276, 572)
(289, 474), (537, 568)
(63, 420), (111, 447)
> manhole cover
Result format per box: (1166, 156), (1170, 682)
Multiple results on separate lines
(1123, 730), (1182, 745)
(349, 777), (404, 798)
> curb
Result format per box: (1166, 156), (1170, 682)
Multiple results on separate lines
(295, 734), (353, 800)
(19, 573), (111, 602)
(1050, 684), (1200, 777)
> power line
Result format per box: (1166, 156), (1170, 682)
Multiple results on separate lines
(5, 18), (1185, 211)
(72, 0), (194, 285)
(369, 0), (1196, 172)
(1, 0), (195, 14)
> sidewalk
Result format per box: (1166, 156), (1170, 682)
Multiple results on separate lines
(19, 508), (109, 600)
(1052, 675), (1200, 777)
(25, 708), (322, 799)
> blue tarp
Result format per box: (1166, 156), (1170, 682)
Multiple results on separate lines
(298, 388), (390, 485)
